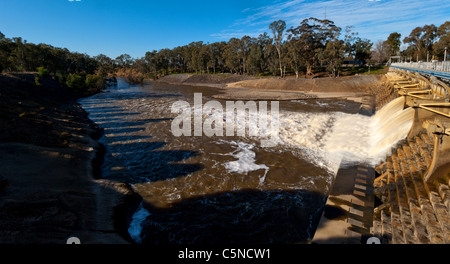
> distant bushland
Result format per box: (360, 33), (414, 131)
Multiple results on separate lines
(0, 31), (112, 95)
(65, 73), (105, 96)
(1, 18), (447, 87)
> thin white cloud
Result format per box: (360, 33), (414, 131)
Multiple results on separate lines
(210, 32), (261, 39)
(212, 0), (450, 42)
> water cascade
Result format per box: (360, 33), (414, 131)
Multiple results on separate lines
(80, 81), (416, 244)
(278, 96), (414, 173)
(323, 96), (414, 169)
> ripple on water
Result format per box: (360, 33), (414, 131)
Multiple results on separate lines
(79, 79), (364, 244)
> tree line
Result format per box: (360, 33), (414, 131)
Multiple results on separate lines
(0, 32), (110, 94)
(1, 18), (449, 83)
(116, 18), (450, 80)
(120, 18), (374, 79)
(372, 21), (449, 63)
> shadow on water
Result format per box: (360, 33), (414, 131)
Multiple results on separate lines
(104, 127), (147, 134)
(133, 189), (326, 244)
(104, 93), (182, 101)
(82, 79), (330, 245)
(88, 112), (141, 118)
(82, 106), (122, 111)
(105, 135), (152, 142)
(101, 140), (203, 184)
(101, 118), (174, 129)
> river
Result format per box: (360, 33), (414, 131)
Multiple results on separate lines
(79, 78), (412, 244)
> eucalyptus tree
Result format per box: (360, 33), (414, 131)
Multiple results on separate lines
(187, 41), (205, 74)
(247, 40), (264, 75)
(115, 54), (133, 69)
(145, 50), (159, 79)
(204, 41), (225, 74)
(354, 37), (373, 65)
(403, 24), (437, 61)
(171, 46), (185, 73)
(287, 17), (340, 77)
(433, 21), (450, 60)
(224, 38), (241, 73)
(264, 43), (280, 76)
(321, 39), (345, 77)
(157, 48), (172, 75)
(269, 20), (286, 77)
(386, 32), (401, 56)
(94, 54), (114, 76)
(285, 36), (304, 78)
(343, 26), (358, 60)
(239, 35), (253, 74)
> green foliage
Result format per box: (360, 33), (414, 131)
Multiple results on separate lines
(34, 67), (49, 85)
(269, 20), (286, 76)
(65, 74), (85, 90)
(403, 24), (438, 61)
(37, 67), (49, 78)
(321, 39), (345, 77)
(433, 21), (450, 59)
(341, 66), (385, 75)
(34, 75), (42, 86)
(0, 31), (107, 95)
(287, 17), (342, 77)
(354, 38), (373, 64)
(85, 74), (103, 89)
(386, 32), (402, 56)
(54, 71), (66, 85)
(3, 18), (448, 86)
(65, 73), (105, 94)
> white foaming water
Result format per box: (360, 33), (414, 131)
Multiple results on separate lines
(128, 202), (151, 244)
(200, 96), (414, 175)
(220, 141), (269, 184)
(283, 97), (413, 170)
(367, 97), (414, 162)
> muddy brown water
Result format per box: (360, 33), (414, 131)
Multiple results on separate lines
(79, 79), (362, 244)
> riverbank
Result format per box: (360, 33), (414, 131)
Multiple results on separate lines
(0, 73), (132, 244)
(156, 74), (385, 103)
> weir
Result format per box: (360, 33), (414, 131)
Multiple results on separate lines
(313, 67), (450, 244)
(369, 97), (414, 162)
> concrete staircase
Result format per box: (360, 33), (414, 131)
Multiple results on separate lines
(313, 164), (375, 244)
(372, 132), (450, 244)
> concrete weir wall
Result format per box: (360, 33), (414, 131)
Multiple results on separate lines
(313, 68), (450, 244)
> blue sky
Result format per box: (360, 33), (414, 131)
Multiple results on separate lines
(0, 0), (449, 59)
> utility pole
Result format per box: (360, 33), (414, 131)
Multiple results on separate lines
(445, 47), (448, 62)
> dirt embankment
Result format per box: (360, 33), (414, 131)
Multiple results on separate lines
(0, 73), (134, 244)
(157, 74), (385, 102)
(226, 75), (384, 93)
(157, 73), (258, 88)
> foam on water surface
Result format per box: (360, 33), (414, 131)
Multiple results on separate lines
(197, 96), (413, 174)
(220, 141), (270, 184)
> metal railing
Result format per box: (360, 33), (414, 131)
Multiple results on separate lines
(390, 65), (450, 80)
(391, 62), (450, 72)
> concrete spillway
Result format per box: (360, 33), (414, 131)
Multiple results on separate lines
(371, 68), (450, 244)
(313, 68), (450, 244)
(321, 96), (414, 170)
(370, 97), (414, 160)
